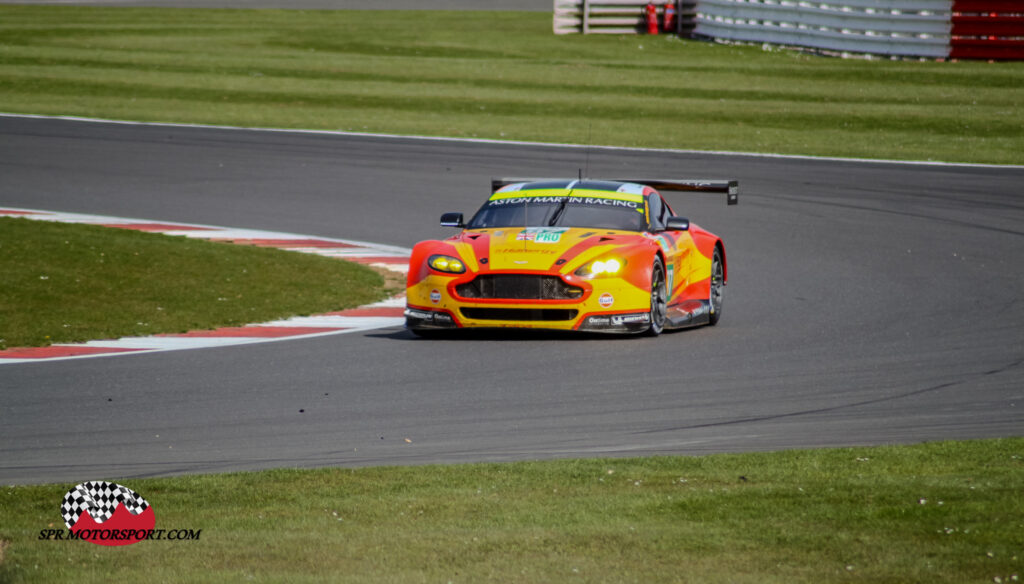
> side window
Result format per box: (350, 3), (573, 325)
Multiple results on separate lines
(648, 194), (672, 231)
(661, 196), (675, 220)
(648, 194), (664, 231)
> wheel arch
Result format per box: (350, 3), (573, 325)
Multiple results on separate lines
(715, 240), (727, 284)
(408, 239), (460, 287)
(654, 247), (667, 274)
(646, 246), (668, 291)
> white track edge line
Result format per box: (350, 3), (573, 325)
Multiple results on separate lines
(0, 205), (413, 255)
(3, 112), (1021, 171)
(0, 208), (410, 365)
(0, 323), (405, 365)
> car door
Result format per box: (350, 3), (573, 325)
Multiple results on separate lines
(647, 193), (688, 302)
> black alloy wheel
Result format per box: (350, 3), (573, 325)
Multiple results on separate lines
(709, 247), (723, 326)
(647, 258), (667, 336)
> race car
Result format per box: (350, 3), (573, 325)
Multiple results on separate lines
(405, 177), (737, 336)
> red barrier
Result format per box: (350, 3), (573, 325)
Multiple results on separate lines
(950, 1), (1024, 60)
(952, 1), (1023, 11)
(950, 39), (1024, 59)
(953, 15), (1024, 36)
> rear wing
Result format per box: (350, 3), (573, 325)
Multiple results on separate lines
(491, 178), (739, 206)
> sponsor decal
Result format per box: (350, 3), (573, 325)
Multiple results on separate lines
(488, 196), (641, 208)
(429, 289), (441, 304)
(496, 248), (557, 255)
(40, 481), (201, 546)
(516, 228), (568, 244)
(585, 313), (651, 328)
(405, 309), (453, 326)
(667, 263), (675, 295)
(598, 293), (614, 308)
(611, 313), (651, 325)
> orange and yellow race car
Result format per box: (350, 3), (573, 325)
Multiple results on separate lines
(405, 178), (737, 336)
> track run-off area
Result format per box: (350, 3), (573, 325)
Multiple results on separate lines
(0, 206), (409, 364)
(1, 115), (1022, 485)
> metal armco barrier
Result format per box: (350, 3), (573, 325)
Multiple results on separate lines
(554, 0), (697, 35)
(694, 0), (953, 58)
(555, 0), (1024, 59)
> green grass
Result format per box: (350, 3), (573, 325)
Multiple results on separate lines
(0, 7), (1022, 164)
(0, 217), (390, 349)
(1, 439), (1022, 583)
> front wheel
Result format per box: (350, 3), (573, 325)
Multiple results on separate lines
(646, 257), (667, 336)
(708, 247), (724, 326)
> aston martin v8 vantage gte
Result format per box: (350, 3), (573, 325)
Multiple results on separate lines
(405, 178), (737, 336)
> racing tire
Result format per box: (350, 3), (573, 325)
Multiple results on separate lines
(646, 257), (668, 336)
(708, 247), (724, 326)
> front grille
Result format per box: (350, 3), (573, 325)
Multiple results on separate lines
(460, 308), (579, 321)
(455, 275), (583, 300)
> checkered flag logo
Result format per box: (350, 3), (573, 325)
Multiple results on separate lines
(61, 481), (150, 529)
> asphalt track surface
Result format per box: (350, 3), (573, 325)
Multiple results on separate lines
(2, 115), (1023, 485)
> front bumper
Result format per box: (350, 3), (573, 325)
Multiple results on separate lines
(405, 273), (652, 334)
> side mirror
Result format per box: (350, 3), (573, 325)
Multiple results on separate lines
(666, 216), (689, 231)
(440, 212), (464, 228)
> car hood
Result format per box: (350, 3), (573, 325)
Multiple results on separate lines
(451, 227), (649, 273)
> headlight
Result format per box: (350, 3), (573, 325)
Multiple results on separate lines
(574, 258), (625, 278)
(428, 254), (466, 273)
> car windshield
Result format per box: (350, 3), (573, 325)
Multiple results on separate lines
(466, 196), (646, 231)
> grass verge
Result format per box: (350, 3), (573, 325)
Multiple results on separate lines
(0, 439), (1021, 583)
(0, 7), (1021, 164)
(0, 217), (390, 349)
